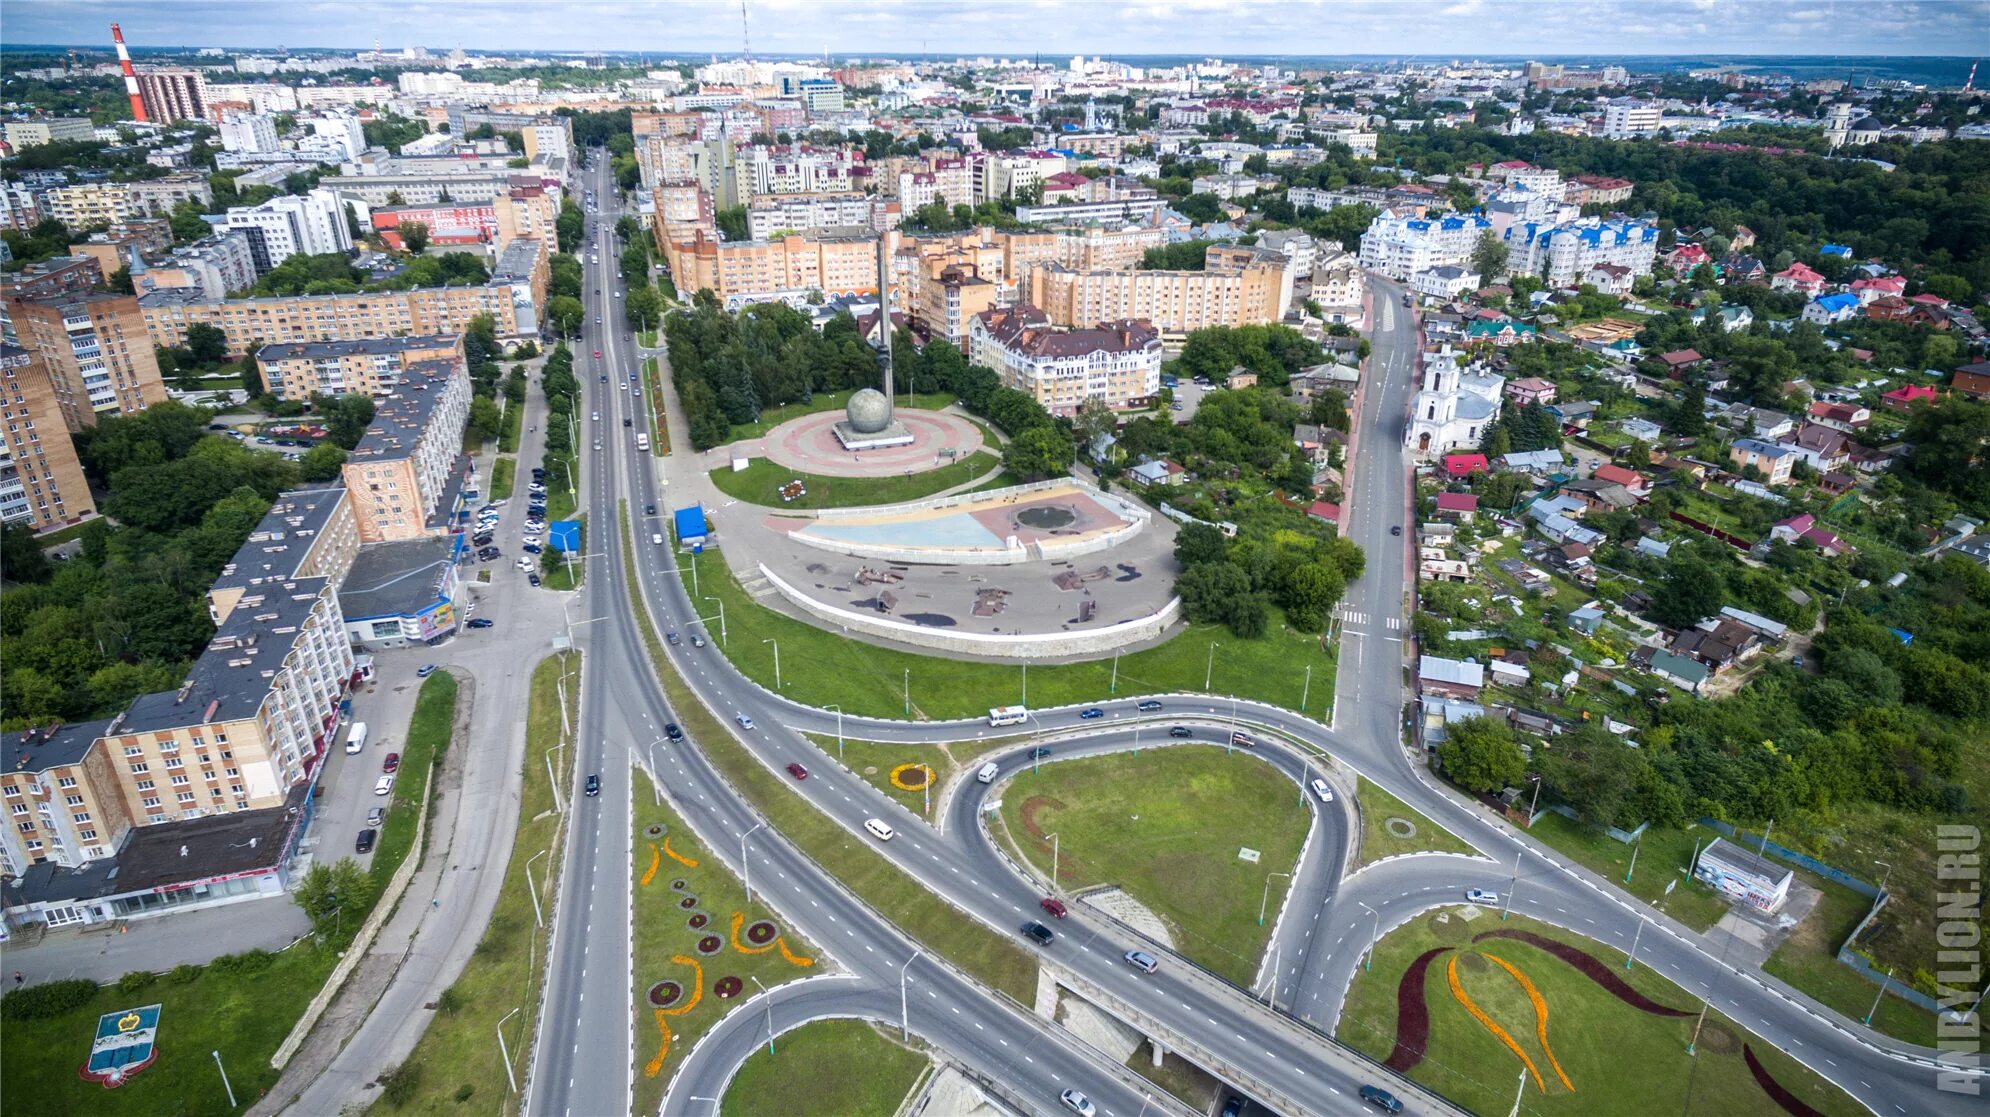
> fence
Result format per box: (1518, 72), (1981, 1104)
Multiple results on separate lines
(1668, 511), (1755, 552)
(1695, 818), (1878, 898)
(1546, 803), (1647, 844)
(1833, 893), (1944, 1013)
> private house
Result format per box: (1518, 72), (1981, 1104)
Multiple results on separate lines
(1634, 646), (1710, 695)
(1443, 453), (1490, 478)
(1771, 262), (1826, 295)
(1501, 448), (1562, 474)
(1690, 304), (1754, 332)
(1806, 400), (1870, 431)
(1880, 384), (1938, 412)
(1950, 362), (1990, 401)
(1664, 243), (1711, 274)
(1670, 616), (1764, 673)
(1784, 423), (1852, 472)
(1307, 500), (1341, 525)
(1618, 417), (1663, 444)
(1850, 275), (1908, 304)
(1434, 492), (1479, 521)
(1559, 478), (1637, 513)
(1591, 463), (1650, 498)
(1128, 459), (1187, 487)
(1772, 513), (1851, 556)
(1466, 319), (1536, 346)
(1505, 377), (1557, 407)
(1730, 438), (1796, 485)
(1658, 349), (1703, 376)
(1225, 368), (1259, 390)
(1802, 292), (1862, 325)
(1419, 695), (1488, 751)
(1418, 655), (1486, 700)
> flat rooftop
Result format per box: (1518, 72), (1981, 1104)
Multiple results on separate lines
(339, 536), (458, 620)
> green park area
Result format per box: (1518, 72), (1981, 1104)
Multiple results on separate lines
(1519, 815), (1731, 933)
(993, 746), (1310, 987)
(723, 388), (957, 442)
(376, 653), (571, 1114)
(1338, 911), (1863, 1117)
(719, 1019), (930, 1117)
(804, 733), (1016, 822)
(1354, 777), (1479, 867)
(490, 456), (516, 500)
(676, 555), (1335, 722)
(707, 451), (1000, 510)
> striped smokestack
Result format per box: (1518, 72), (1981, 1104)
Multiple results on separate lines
(112, 23), (147, 122)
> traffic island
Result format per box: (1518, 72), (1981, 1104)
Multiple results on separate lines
(716, 1019), (929, 1117)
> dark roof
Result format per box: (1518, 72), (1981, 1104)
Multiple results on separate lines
(973, 303), (1159, 358)
(258, 335), (459, 362)
(212, 486), (348, 593)
(351, 359), (463, 462)
(4, 786), (305, 906)
(338, 537), (457, 620)
(2, 718), (118, 776)
(122, 577), (333, 733)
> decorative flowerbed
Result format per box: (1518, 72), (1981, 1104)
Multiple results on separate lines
(695, 934), (723, 955)
(889, 763), (934, 791)
(713, 976), (743, 999)
(647, 981), (683, 1008)
(1745, 1044), (1829, 1117)
(687, 913), (708, 930)
(1385, 947), (1451, 1071)
(1473, 929), (1691, 1016)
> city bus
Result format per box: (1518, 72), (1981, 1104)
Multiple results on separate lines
(988, 706), (1029, 727)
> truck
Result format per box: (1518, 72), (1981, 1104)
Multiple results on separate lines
(988, 705), (1029, 727)
(635, 432), (650, 452)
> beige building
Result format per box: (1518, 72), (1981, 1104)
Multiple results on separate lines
(139, 281), (526, 358)
(1028, 248), (1288, 340)
(663, 228), (881, 305)
(257, 335), (464, 401)
(968, 304), (1162, 415)
(43, 182), (141, 229)
(0, 342), (96, 530)
(494, 185), (559, 262)
(2, 117), (96, 148)
(1, 292), (169, 428)
(1, 718), (139, 870)
(342, 358), (473, 543)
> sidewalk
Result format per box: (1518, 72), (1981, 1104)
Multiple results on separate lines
(2, 895), (310, 985)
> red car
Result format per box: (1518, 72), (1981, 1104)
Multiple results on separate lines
(1039, 897), (1068, 919)
(382, 752), (400, 773)
(593, 349), (602, 358)
(786, 763), (809, 780)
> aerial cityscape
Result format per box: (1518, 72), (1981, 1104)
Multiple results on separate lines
(1, 3), (1986, 1116)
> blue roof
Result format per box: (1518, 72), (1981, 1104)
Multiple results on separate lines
(1820, 244), (1853, 257)
(548, 519), (581, 552)
(1814, 293), (1860, 312)
(674, 504), (709, 544)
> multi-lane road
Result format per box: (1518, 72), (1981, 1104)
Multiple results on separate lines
(521, 156), (1971, 1117)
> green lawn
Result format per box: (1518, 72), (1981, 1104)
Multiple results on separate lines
(1764, 876), (1938, 1047)
(0, 944), (341, 1117)
(499, 395), (524, 453)
(804, 733), (1018, 822)
(490, 456), (516, 500)
(1338, 911), (1863, 1117)
(706, 451), (1001, 509)
(1355, 777), (1479, 867)
(718, 1019), (929, 1117)
(677, 556), (1336, 721)
(640, 358), (668, 455)
(632, 777), (818, 1116)
(995, 746), (1311, 986)
(623, 513), (1039, 1008)
(724, 389), (957, 442)
(377, 653), (573, 1115)
(32, 519), (95, 548)
(371, 671), (459, 891)
(1520, 815), (1730, 933)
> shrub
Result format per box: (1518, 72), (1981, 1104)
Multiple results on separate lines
(209, 948), (275, 976)
(169, 963), (202, 985)
(434, 986), (463, 1014)
(379, 1062), (422, 1106)
(1, 978), (98, 1020)
(454, 1084), (476, 1103)
(116, 970), (155, 994)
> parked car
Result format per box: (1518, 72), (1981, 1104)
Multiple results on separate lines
(665, 723), (683, 741)
(516, 558), (534, 571)
(1311, 779), (1335, 803)
(523, 544), (542, 554)
(366, 807), (385, 827)
(1220, 1096), (1245, 1117)
(355, 828), (377, 853)
(468, 618), (495, 629)
(1466, 888), (1499, 905)
(735, 714), (755, 730)
(374, 774), (395, 796)
(1039, 897), (1068, 919)
(1078, 708), (1104, 720)
(382, 752), (400, 773)
(529, 573), (542, 587)
(1020, 921), (1055, 946)
(416, 664), (438, 678)
(786, 763), (809, 780)
(1123, 949), (1160, 974)
(1360, 1085), (1404, 1113)
(585, 773), (600, 797)
(1169, 726), (1193, 738)
(1059, 1090), (1095, 1117)
(1136, 700), (1163, 712)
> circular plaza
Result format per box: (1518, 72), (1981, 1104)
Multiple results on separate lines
(758, 408), (984, 478)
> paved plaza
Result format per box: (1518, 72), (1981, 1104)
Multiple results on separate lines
(754, 408), (984, 477)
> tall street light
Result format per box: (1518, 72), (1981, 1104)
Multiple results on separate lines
(751, 976), (776, 1055)
(1358, 901), (1381, 971)
(762, 638), (780, 690)
(1044, 832), (1061, 892)
(1205, 642), (1220, 690)
(899, 952), (921, 1041)
(496, 1006), (523, 1094)
(1259, 870), (1292, 926)
(741, 823), (765, 903)
(525, 848), (551, 928)
(824, 704), (844, 762)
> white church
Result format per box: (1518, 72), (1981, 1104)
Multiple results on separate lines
(1405, 346), (1504, 457)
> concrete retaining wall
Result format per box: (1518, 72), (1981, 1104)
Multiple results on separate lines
(759, 563), (1180, 660)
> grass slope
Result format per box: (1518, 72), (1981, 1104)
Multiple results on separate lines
(370, 671), (458, 889)
(1354, 777), (1479, 867)
(706, 451), (1000, 510)
(718, 1019), (928, 1117)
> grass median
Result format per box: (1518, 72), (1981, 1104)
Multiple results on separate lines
(1354, 777), (1478, 868)
(706, 451), (1001, 510)
(676, 554), (1334, 722)
(490, 457), (516, 500)
(719, 1019), (929, 1117)
(370, 671), (459, 891)
(994, 746), (1310, 988)
(803, 733), (1020, 822)
(1337, 910), (1863, 1117)
(375, 652), (574, 1115)
(622, 511), (1038, 1007)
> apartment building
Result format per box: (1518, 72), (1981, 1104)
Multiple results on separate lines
(1, 183), (45, 233)
(0, 256), (103, 301)
(2, 117), (96, 148)
(327, 173), (519, 207)
(1028, 253), (1287, 339)
(44, 182), (141, 229)
(745, 193), (889, 239)
(300, 112), (366, 163)
(342, 357), (473, 544)
(0, 342), (95, 530)
(920, 264), (1001, 351)
(257, 335), (463, 400)
(1502, 216), (1659, 286)
(135, 68), (210, 122)
(371, 200), (499, 247)
(128, 173), (215, 217)
(1206, 243), (1298, 315)
(664, 228), (881, 305)
(1567, 174), (1636, 205)
(969, 304), (1162, 415)
(138, 231), (259, 301)
(1359, 210), (1494, 280)
(1, 292), (168, 427)
(223, 187), (353, 271)
(1600, 100), (1662, 139)
(1014, 196), (1165, 226)
(218, 109), (281, 154)
(139, 279), (525, 357)
(493, 185), (559, 259)
(1, 719), (133, 873)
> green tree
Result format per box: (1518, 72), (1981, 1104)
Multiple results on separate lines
(0, 521), (51, 584)
(184, 322), (229, 368)
(396, 220), (431, 254)
(1280, 561), (1345, 632)
(555, 200), (584, 253)
(1438, 716), (1527, 793)
(318, 394), (377, 450)
(1470, 232), (1509, 281)
(546, 295), (586, 337)
(1174, 522), (1229, 567)
(715, 206), (749, 241)
(239, 339), (267, 399)
(1649, 552), (1724, 628)
(1001, 426), (1075, 481)
(292, 857), (376, 941)
(467, 396), (502, 444)
(297, 441), (347, 482)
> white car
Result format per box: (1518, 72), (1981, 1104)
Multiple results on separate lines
(516, 558), (534, 571)
(1311, 778), (1335, 803)
(1466, 888), (1500, 905)
(1060, 1090), (1096, 1117)
(373, 774), (395, 796)
(863, 818), (895, 841)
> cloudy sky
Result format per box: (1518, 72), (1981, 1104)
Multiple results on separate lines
(5, 0), (1985, 57)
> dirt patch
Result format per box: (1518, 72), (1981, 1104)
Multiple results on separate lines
(1699, 1021), (1742, 1055)
(1428, 911), (1474, 945)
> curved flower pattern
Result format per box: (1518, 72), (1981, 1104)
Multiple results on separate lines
(776, 937), (815, 968)
(1385, 947), (1451, 1072)
(729, 911), (778, 954)
(1744, 1044), (1830, 1117)
(1448, 954), (1544, 1091)
(662, 955), (704, 1017)
(640, 843), (662, 887)
(1483, 953), (1574, 1093)
(643, 1010), (673, 1078)
(663, 837), (699, 868)
(1472, 929), (1691, 1016)
(889, 763), (935, 791)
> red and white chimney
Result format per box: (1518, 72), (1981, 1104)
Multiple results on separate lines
(112, 23), (146, 122)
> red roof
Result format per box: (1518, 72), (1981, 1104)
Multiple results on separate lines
(1434, 492), (1479, 512)
(1777, 262), (1824, 281)
(1660, 349), (1703, 366)
(1592, 464), (1644, 488)
(1443, 454), (1490, 477)
(1883, 384), (1937, 404)
(1307, 501), (1341, 523)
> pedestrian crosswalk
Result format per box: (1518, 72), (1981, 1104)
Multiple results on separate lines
(1336, 607), (1403, 631)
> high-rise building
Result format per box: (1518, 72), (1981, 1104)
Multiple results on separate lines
(257, 335), (463, 401)
(1501, 216), (1660, 286)
(968, 304), (1162, 415)
(1599, 99), (1662, 139)
(138, 231), (259, 302)
(223, 187), (353, 271)
(2, 118), (97, 149)
(0, 341), (96, 530)
(135, 68), (210, 123)
(1, 292), (169, 428)
(217, 109), (280, 154)
(139, 277), (530, 357)
(341, 357), (473, 544)
(1027, 248), (1288, 340)
(1358, 210), (1494, 280)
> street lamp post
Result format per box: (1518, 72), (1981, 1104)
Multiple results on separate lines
(1526, 773), (1542, 827)
(741, 823), (765, 903)
(751, 976), (775, 1055)
(1300, 663), (1311, 714)
(1624, 835), (1642, 884)
(762, 638), (780, 690)
(1021, 662), (1027, 707)
(1626, 917), (1645, 970)
(1865, 965), (1895, 1026)
(525, 848), (551, 929)
(1205, 642), (1219, 690)
(899, 952), (921, 1041)
(1110, 651), (1120, 694)
(1874, 859), (1893, 893)
(824, 704), (844, 763)
(497, 1006), (523, 1094)
(1358, 901), (1380, 971)
(1259, 871), (1292, 926)
(1045, 832), (1061, 892)
(213, 1050), (236, 1108)
(1500, 850), (1521, 920)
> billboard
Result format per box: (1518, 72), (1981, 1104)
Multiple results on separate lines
(81, 1003), (162, 1087)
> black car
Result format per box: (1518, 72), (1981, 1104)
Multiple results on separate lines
(1359, 1086), (1403, 1113)
(1220, 1096), (1246, 1117)
(1137, 700), (1163, 711)
(477, 547), (501, 560)
(1028, 746), (1054, 760)
(645, 503), (657, 516)
(531, 468), (547, 480)
(1390, 525), (1402, 536)
(584, 773), (600, 797)
(1169, 725), (1193, 738)
(666, 630), (681, 646)
(355, 828), (377, 853)
(528, 573), (542, 586)
(1020, 920), (1055, 946)
(472, 534), (494, 547)
(468, 618), (495, 629)
(665, 722), (683, 741)
(623, 417), (632, 427)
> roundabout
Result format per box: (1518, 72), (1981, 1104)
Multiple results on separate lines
(757, 407), (984, 478)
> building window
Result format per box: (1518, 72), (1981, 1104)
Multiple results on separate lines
(56, 776), (76, 789)
(128, 762), (148, 774)
(64, 794), (82, 807)
(124, 745), (144, 758)
(8, 803), (25, 816)
(79, 829), (97, 841)
(72, 812), (90, 824)
(142, 796), (160, 808)
(176, 791), (196, 804)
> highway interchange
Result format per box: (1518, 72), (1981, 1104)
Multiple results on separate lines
(521, 155), (1975, 1117)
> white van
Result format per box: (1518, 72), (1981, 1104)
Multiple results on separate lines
(345, 721), (370, 755)
(976, 762), (999, 784)
(863, 818), (896, 841)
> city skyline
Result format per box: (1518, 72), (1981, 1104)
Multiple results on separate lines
(3, 0), (1986, 59)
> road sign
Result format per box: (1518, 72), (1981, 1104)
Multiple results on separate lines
(81, 1003), (162, 1088)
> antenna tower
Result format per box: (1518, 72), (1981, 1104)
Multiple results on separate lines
(741, 1), (751, 62)
(112, 23), (146, 122)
